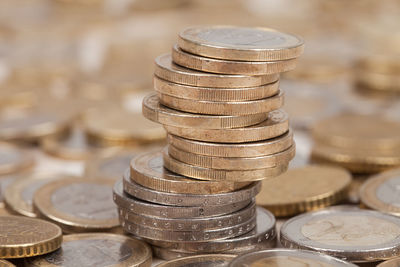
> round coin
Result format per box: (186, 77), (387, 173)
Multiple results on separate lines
(178, 26), (304, 61)
(229, 249), (357, 267)
(33, 177), (120, 233)
(280, 208), (400, 262)
(154, 54), (279, 88)
(164, 110), (289, 143)
(0, 142), (34, 175)
(0, 216), (62, 258)
(377, 257), (400, 267)
(157, 254), (235, 267)
(143, 93), (268, 128)
(0, 259), (15, 267)
(26, 233), (152, 267)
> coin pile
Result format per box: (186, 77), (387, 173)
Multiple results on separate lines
(114, 25), (304, 259)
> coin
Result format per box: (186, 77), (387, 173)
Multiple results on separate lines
(164, 110), (289, 143)
(178, 26), (304, 61)
(377, 257), (400, 267)
(130, 151), (249, 194)
(26, 233), (152, 267)
(0, 215), (62, 258)
(229, 249), (358, 267)
(172, 44), (298, 75)
(143, 93), (268, 128)
(360, 168), (400, 216)
(168, 144), (295, 170)
(33, 177), (120, 233)
(0, 206), (11, 216)
(256, 165), (351, 217)
(154, 54), (279, 88)
(167, 130), (293, 157)
(280, 208), (400, 262)
(157, 254), (236, 267)
(0, 259), (14, 267)
(153, 76), (280, 102)
(0, 142), (34, 175)
(158, 91), (284, 115)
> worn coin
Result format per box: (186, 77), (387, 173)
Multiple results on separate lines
(157, 254), (235, 267)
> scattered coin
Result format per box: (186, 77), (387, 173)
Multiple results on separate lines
(377, 257), (400, 267)
(0, 142), (34, 175)
(0, 259), (15, 267)
(157, 254), (236, 267)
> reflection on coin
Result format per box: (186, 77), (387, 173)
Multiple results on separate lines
(33, 177), (119, 233)
(0, 142), (34, 175)
(157, 254), (235, 267)
(26, 233), (152, 267)
(0, 259), (15, 267)
(280, 208), (400, 262)
(229, 249), (357, 267)
(0, 216), (62, 258)
(377, 257), (400, 267)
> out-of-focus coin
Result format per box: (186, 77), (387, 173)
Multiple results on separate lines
(178, 26), (304, 61)
(360, 168), (400, 216)
(0, 259), (15, 267)
(229, 249), (357, 267)
(167, 131), (293, 157)
(377, 257), (400, 267)
(256, 165), (351, 217)
(26, 233), (152, 267)
(0, 206), (11, 216)
(143, 93), (268, 128)
(0, 216), (62, 258)
(154, 54), (279, 88)
(0, 142), (34, 175)
(33, 177), (119, 233)
(164, 110), (289, 143)
(153, 76), (279, 102)
(130, 151), (249, 194)
(157, 254), (235, 267)
(280, 208), (400, 262)
(0, 175), (19, 208)
(158, 91), (284, 115)
(172, 44), (298, 75)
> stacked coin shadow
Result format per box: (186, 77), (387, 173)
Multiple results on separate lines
(113, 25), (304, 258)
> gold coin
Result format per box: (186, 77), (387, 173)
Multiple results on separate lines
(168, 144), (295, 170)
(26, 233), (152, 267)
(158, 91), (284, 115)
(356, 55), (400, 75)
(153, 76), (280, 102)
(0, 215), (62, 258)
(164, 110), (289, 143)
(356, 71), (400, 93)
(167, 130), (293, 157)
(143, 93), (268, 128)
(172, 44), (298, 75)
(0, 259), (14, 267)
(33, 177), (120, 233)
(377, 257), (400, 267)
(178, 26), (304, 61)
(256, 165), (351, 217)
(360, 168), (400, 216)
(154, 54), (279, 88)
(0, 142), (34, 175)
(156, 254), (235, 267)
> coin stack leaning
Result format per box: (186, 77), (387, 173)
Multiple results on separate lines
(114, 25), (304, 258)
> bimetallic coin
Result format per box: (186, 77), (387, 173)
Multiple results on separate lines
(178, 26), (304, 61)
(229, 249), (358, 267)
(26, 233), (152, 267)
(377, 257), (400, 267)
(0, 216), (62, 258)
(164, 110), (289, 143)
(157, 254), (235, 267)
(143, 93), (268, 128)
(280, 208), (400, 262)
(0, 142), (34, 175)
(33, 177), (120, 233)
(0, 259), (14, 267)
(154, 54), (279, 88)
(256, 165), (352, 217)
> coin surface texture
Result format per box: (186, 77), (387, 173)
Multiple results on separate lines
(157, 254), (235, 267)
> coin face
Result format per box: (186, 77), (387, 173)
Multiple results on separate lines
(0, 142), (34, 175)
(157, 254), (235, 267)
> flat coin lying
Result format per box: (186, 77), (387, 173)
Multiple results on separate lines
(157, 254), (236, 267)
(0, 142), (34, 175)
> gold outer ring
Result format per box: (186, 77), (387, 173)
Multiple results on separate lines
(156, 254), (236, 267)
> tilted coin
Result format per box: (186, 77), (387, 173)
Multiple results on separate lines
(143, 93), (268, 128)
(167, 130), (293, 157)
(178, 26), (304, 61)
(360, 168), (400, 216)
(0, 259), (14, 267)
(0, 142), (34, 175)
(229, 249), (358, 267)
(172, 44), (298, 75)
(157, 254), (236, 267)
(280, 208), (400, 262)
(168, 144), (295, 170)
(158, 91), (284, 115)
(154, 54), (279, 88)
(113, 180), (251, 219)
(164, 110), (289, 143)
(0, 216), (62, 258)
(153, 76), (280, 102)
(377, 257), (400, 267)
(123, 169), (260, 206)
(33, 177), (120, 233)
(130, 151), (249, 194)
(256, 165), (352, 217)
(26, 233), (152, 267)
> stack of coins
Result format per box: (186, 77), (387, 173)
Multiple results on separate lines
(114, 25), (304, 258)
